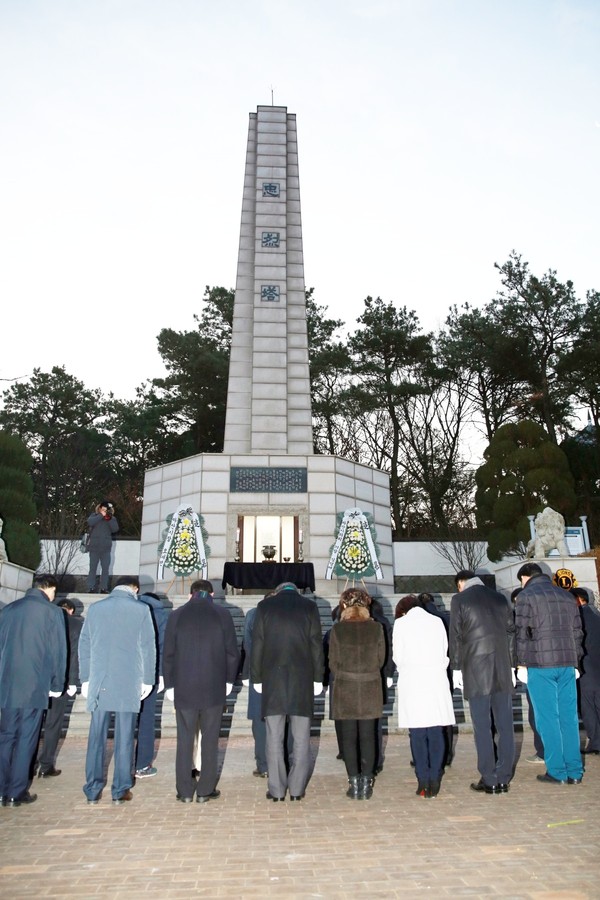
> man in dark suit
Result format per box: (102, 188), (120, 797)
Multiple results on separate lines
(250, 582), (324, 802)
(36, 599), (84, 777)
(449, 570), (516, 794)
(573, 587), (600, 755)
(0, 574), (67, 807)
(163, 579), (239, 804)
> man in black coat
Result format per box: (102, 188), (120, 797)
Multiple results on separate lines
(449, 570), (516, 794)
(163, 579), (239, 803)
(572, 587), (600, 755)
(250, 582), (324, 802)
(36, 599), (84, 777)
(0, 574), (67, 806)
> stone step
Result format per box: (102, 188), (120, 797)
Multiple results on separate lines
(51, 683), (536, 741)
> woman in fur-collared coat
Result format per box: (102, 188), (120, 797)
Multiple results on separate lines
(329, 588), (386, 800)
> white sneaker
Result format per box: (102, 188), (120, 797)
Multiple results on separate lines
(526, 754), (544, 764)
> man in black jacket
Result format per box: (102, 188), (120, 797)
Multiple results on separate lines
(251, 582), (324, 802)
(516, 562), (583, 785)
(572, 587), (600, 755)
(0, 574), (67, 806)
(450, 570), (516, 794)
(36, 599), (84, 777)
(163, 580), (239, 803)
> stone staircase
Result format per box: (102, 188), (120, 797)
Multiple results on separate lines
(58, 591), (534, 742)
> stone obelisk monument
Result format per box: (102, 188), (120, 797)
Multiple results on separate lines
(224, 106), (313, 456)
(139, 106), (393, 595)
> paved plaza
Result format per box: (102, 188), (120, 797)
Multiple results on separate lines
(1, 731), (599, 898)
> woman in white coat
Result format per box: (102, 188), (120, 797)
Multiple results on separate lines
(393, 595), (455, 798)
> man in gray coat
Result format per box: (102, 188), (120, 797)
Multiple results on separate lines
(79, 576), (156, 804)
(0, 574), (67, 806)
(450, 570), (516, 794)
(250, 582), (324, 802)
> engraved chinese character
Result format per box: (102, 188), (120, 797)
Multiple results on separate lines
(261, 232), (280, 248)
(262, 182), (280, 197)
(261, 285), (280, 302)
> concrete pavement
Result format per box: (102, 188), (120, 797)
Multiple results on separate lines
(1, 731), (599, 898)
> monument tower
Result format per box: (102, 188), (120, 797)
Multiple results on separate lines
(139, 106), (393, 595)
(223, 106), (313, 456)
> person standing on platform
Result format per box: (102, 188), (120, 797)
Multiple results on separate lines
(79, 576), (155, 805)
(163, 579), (239, 804)
(251, 582), (324, 802)
(0, 574), (66, 807)
(86, 500), (119, 593)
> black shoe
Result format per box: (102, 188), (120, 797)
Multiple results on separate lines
(289, 794), (304, 801)
(581, 747), (600, 755)
(176, 794), (194, 803)
(416, 780), (429, 797)
(38, 767), (62, 778)
(336, 752), (344, 760)
(429, 780), (441, 797)
(346, 776), (360, 800)
(266, 791), (284, 801)
(567, 777), (583, 784)
(252, 769), (268, 778)
(537, 772), (567, 785)
(191, 769), (200, 778)
(470, 780), (488, 793)
(4, 791), (37, 807)
(197, 790), (220, 803)
(358, 774), (374, 800)
(497, 783), (510, 793)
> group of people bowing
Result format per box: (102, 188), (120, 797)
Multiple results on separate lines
(0, 563), (597, 807)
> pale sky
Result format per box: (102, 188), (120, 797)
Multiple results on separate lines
(1, 0), (599, 400)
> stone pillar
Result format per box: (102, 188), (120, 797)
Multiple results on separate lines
(223, 106), (313, 456)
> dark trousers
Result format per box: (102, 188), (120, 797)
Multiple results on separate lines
(0, 707), (44, 799)
(409, 726), (445, 783)
(87, 548), (111, 591)
(526, 686), (544, 757)
(338, 718), (377, 778)
(580, 683), (600, 751)
(469, 691), (515, 786)
(251, 717), (267, 773)
(135, 687), (159, 771)
(83, 710), (136, 801)
(175, 705), (222, 800)
(38, 693), (72, 772)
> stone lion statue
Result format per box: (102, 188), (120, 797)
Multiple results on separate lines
(526, 507), (569, 558)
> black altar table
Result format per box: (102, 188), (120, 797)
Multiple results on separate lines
(221, 562), (315, 592)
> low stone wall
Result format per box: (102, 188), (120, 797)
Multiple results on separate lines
(0, 560), (35, 605)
